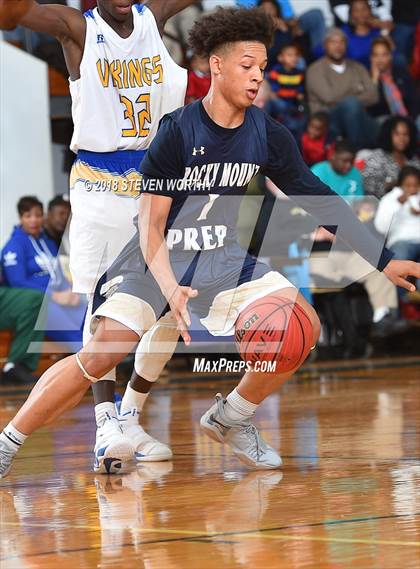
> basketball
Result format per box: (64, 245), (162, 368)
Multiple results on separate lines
(235, 294), (314, 373)
(0, 0), (32, 30)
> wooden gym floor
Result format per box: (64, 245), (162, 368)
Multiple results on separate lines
(0, 357), (419, 568)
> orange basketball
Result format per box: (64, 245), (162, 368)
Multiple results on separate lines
(0, 0), (32, 30)
(235, 294), (313, 373)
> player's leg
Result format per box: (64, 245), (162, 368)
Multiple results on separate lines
(83, 296), (134, 472)
(201, 286), (320, 470)
(0, 317), (139, 478)
(118, 311), (180, 462)
(88, 293), (176, 463)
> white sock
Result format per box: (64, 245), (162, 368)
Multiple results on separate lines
(3, 362), (14, 373)
(373, 306), (390, 323)
(95, 402), (116, 427)
(120, 384), (149, 416)
(1, 422), (27, 451)
(225, 388), (258, 422)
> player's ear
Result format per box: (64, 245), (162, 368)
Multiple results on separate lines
(209, 54), (222, 76)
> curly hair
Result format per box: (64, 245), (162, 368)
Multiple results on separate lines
(378, 116), (418, 158)
(188, 7), (274, 58)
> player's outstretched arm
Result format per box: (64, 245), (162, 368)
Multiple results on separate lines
(1, 0), (85, 45)
(144, 0), (198, 32)
(383, 260), (420, 292)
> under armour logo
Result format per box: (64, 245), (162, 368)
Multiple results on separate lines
(97, 34), (105, 44)
(192, 146), (205, 156)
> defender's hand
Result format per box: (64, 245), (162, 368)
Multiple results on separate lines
(383, 259), (420, 292)
(166, 286), (198, 346)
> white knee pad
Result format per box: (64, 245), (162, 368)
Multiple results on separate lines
(135, 311), (179, 382)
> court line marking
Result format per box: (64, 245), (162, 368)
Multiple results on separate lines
(2, 520), (419, 550)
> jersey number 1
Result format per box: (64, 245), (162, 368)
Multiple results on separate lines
(120, 94), (151, 138)
(197, 194), (219, 221)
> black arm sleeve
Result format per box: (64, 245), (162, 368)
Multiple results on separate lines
(261, 115), (393, 271)
(139, 115), (186, 198)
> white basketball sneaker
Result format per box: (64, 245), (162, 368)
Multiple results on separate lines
(0, 437), (18, 479)
(200, 394), (282, 470)
(119, 408), (173, 462)
(94, 412), (134, 474)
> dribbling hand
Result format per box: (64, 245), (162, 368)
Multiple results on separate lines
(167, 286), (198, 346)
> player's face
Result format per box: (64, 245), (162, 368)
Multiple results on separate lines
(331, 151), (354, 175)
(20, 206), (44, 237)
(97, 0), (135, 23)
(218, 42), (267, 108)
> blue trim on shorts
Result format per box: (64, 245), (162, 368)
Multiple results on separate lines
(77, 150), (147, 172)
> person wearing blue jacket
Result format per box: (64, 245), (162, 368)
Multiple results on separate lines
(1, 196), (85, 352)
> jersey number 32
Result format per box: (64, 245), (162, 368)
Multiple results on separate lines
(120, 93), (151, 138)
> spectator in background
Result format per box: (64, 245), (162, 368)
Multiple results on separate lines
(361, 116), (420, 198)
(374, 166), (420, 294)
(309, 142), (401, 341)
(0, 197), (85, 352)
(185, 54), (211, 104)
(306, 27), (379, 149)
(311, 139), (364, 199)
(300, 112), (331, 166)
(330, 0), (394, 33)
(341, 0), (380, 68)
(368, 37), (418, 120)
(0, 269), (45, 385)
(258, 0), (293, 67)
(44, 194), (71, 252)
(330, 0), (420, 64)
(251, 0), (326, 61)
(391, 0), (420, 65)
(266, 43), (306, 137)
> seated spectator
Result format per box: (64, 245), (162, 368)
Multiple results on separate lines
(300, 112), (332, 166)
(253, 0), (326, 54)
(44, 194), (71, 252)
(341, 0), (380, 68)
(0, 268), (45, 385)
(374, 165), (420, 294)
(185, 54), (211, 104)
(311, 139), (364, 200)
(361, 116), (420, 198)
(391, 0), (420, 65)
(306, 28), (379, 149)
(258, 0), (294, 66)
(330, 0), (420, 65)
(0, 196), (85, 352)
(330, 0), (394, 34)
(368, 37), (418, 120)
(266, 43), (306, 137)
